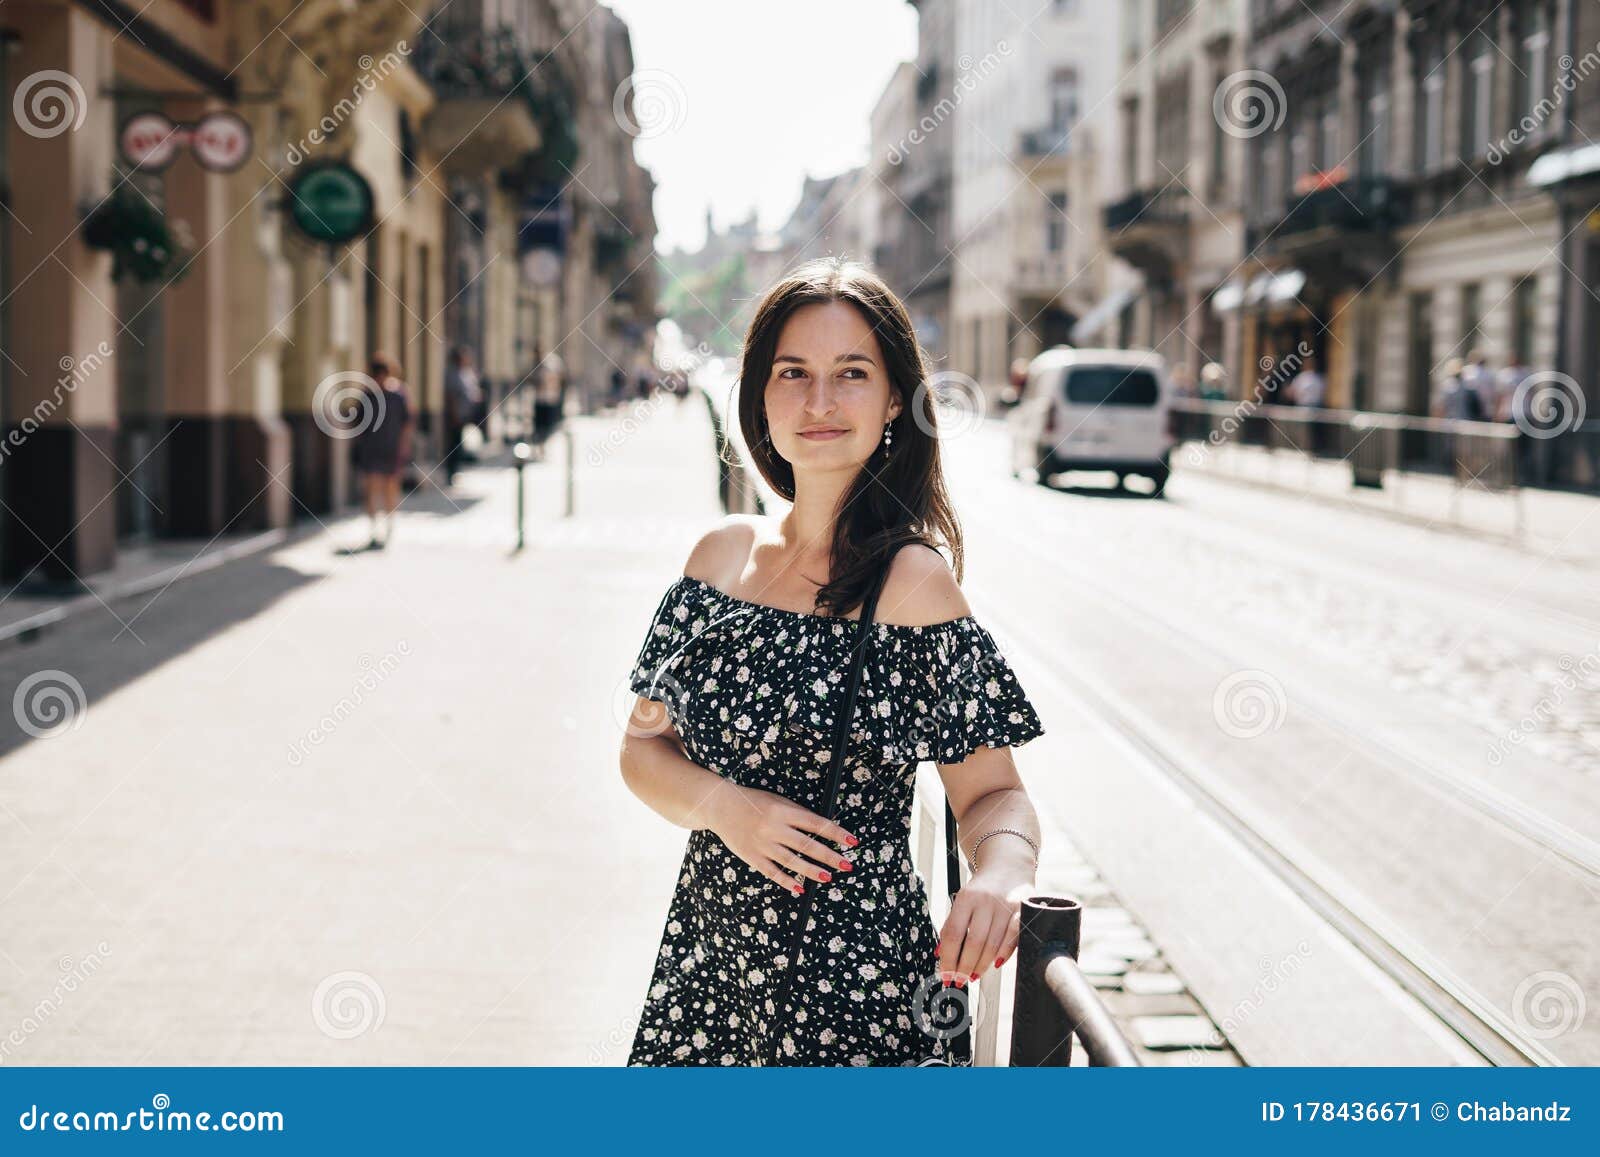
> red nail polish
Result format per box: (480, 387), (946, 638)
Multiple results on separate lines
(839, 860), (853, 871)
(970, 973), (980, 984)
(792, 883), (803, 894)
(994, 957), (1004, 968)
(844, 835), (858, 847)
(933, 944), (940, 958)
(818, 870), (831, 882)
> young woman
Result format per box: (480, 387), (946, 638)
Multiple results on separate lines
(352, 352), (414, 550)
(619, 257), (1047, 1067)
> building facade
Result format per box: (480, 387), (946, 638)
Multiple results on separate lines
(1104, 0), (1250, 379)
(0, 0), (657, 585)
(948, 0), (1123, 394)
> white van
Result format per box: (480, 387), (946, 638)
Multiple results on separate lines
(1008, 347), (1175, 494)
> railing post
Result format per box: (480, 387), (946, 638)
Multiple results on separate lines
(1009, 895), (1082, 1067)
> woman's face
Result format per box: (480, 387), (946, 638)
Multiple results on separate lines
(764, 300), (902, 470)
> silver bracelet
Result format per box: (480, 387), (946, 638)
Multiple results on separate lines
(967, 827), (1040, 874)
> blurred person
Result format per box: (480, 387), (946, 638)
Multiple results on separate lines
(1496, 357), (1530, 423)
(635, 364), (655, 401)
(611, 366), (627, 408)
(533, 348), (566, 456)
(1459, 349), (1492, 421)
(352, 352), (414, 550)
(1288, 358), (1326, 408)
(442, 345), (482, 487)
(620, 256), (1047, 1067)
(1432, 358), (1467, 419)
(1200, 361), (1228, 400)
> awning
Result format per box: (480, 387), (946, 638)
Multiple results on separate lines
(1242, 269), (1305, 308)
(1528, 143), (1600, 188)
(1211, 279), (1246, 313)
(1071, 286), (1139, 344)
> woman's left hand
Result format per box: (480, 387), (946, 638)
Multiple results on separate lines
(935, 866), (1032, 986)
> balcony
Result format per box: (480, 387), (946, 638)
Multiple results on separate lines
(414, 26), (578, 182)
(1252, 171), (1410, 283)
(1102, 186), (1189, 279)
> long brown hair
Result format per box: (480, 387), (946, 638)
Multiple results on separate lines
(736, 256), (963, 619)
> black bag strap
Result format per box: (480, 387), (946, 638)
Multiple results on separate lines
(764, 559), (890, 1064)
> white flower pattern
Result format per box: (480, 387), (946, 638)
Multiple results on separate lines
(624, 574), (1044, 1066)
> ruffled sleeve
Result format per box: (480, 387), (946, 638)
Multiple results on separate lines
(627, 577), (709, 703)
(855, 616), (1045, 767)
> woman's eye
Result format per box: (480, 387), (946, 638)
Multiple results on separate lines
(778, 367), (806, 379)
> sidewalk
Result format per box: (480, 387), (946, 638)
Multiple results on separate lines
(0, 395), (1232, 1065)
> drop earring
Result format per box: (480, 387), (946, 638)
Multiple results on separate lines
(882, 419), (894, 459)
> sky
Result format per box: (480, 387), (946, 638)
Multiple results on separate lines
(602, 0), (918, 255)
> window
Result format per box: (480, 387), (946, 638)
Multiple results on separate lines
(1511, 275), (1537, 365)
(1521, 6), (1551, 125)
(1050, 68), (1079, 136)
(1046, 191), (1068, 252)
(1460, 282), (1482, 352)
(1463, 34), (1494, 158)
(1319, 101), (1340, 172)
(1418, 48), (1444, 171)
(1064, 366), (1160, 406)
(1122, 98), (1140, 190)
(1359, 54), (1391, 177)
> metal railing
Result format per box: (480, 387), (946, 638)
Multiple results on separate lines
(1172, 397), (1532, 537)
(912, 785), (1140, 1067)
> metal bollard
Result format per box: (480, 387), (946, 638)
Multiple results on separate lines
(1010, 895), (1082, 1067)
(512, 440), (531, 552)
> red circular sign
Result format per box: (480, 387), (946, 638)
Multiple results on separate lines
(192, 112), (252, 172)
(119, 112), (180, 171)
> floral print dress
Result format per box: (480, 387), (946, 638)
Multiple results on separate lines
(624, 574), (1046, 1067)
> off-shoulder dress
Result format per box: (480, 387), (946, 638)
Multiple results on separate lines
(624, 573), (1045, 1066)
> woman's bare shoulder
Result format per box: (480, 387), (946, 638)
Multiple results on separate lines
(877, 543), (971, 627)
(682, 514), (769, 586)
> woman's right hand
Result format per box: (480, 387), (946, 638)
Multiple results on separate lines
(706, 782), (859, 895)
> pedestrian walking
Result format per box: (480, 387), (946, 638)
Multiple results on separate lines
(443, 345), (483, 487)
(1199, 361), (1228, 400)
(533, 349), (565, 456)
(351, 352), (414, 550)
(620, 256), (1047, 1067)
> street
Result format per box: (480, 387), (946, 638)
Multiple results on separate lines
(2, 394), (1594, 1064)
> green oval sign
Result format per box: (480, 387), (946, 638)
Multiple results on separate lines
(286, 162), (375, 243)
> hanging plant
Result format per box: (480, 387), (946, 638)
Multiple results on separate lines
(81, 184), (192, 284)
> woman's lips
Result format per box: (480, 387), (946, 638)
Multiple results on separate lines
(798, 428), (847, 441)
